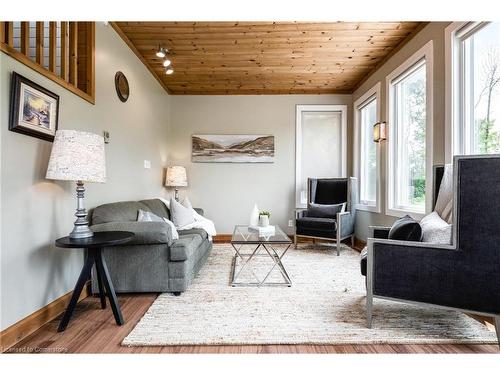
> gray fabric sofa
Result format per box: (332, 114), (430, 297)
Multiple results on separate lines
(89, 198), (212, 295)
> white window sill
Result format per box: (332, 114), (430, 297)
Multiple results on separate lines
(385, 207), (425, 221)
(356, 204), (381, 214)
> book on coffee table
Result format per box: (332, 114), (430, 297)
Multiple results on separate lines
(248, 225), (275, 236)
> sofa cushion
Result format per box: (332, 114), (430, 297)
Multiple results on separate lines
(296, 216), (337, 230)
(388, 215), (422, 241)
(170, 234), (203, 261)
(91, 221), (172, 245)
(178, 228), (208, 240)
(92, 201), (150, 224)
(307, 203), (344, 219)
(140, 199), (170, 220)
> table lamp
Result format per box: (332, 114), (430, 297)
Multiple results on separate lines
(164, 166), (187, 201)
(46, 130), (106, 239)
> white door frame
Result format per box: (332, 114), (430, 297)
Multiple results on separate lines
(295, 104), (348, 208)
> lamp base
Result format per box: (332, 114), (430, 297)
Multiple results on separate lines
(174, 188), (180, 201)
(69, 181), (93, 239)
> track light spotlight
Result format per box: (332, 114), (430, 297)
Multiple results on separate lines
(156, 46), (168, 58)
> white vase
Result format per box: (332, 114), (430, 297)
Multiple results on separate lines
(259, 215), (270, 227)
(250, 204), (259, 227)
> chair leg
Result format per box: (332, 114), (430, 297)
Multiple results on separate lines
(495, 316), (500, 348)
(336, 236), (340, 256)
(294, 234), (298, 249)
(350, 235), (355, 248)
(366, 294), (373, 328)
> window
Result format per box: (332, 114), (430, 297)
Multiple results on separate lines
(447, 22), (500, 157)
(295, 105), (347, 208)
(354, 83), (380, 212)
(387, 41), (433, 218)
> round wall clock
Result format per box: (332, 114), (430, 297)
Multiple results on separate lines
(114, 71), (129, 102)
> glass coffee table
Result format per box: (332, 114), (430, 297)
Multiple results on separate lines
(230, 225), (292, 287)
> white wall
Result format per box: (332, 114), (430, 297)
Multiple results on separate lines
(352, 22), (450, 240)
(169, 95), (352, 234)
(0, 23), (170, 330)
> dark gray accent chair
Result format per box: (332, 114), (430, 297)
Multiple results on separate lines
(364, 155), (500, 345)
(295, 177), (358, 255)
(89, 198), (212, 296)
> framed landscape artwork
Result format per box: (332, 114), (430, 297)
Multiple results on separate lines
(9, 72), (60, 142)
(192, 134), (275, 163)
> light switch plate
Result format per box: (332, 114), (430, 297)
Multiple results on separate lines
(144, 160), (151, 169)
(288, 220), (294, 227)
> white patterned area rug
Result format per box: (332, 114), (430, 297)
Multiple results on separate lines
(123, 244), (497, 346)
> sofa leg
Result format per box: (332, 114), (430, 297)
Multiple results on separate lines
(495, 316), (500, 348)
(173, 292), (181, 296)
(294, 234), (298, 249)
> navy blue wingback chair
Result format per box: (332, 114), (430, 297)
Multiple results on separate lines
(365, 155), (500, 345)
(295, 177), (358, 255)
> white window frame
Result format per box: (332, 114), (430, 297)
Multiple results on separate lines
(295, 104), (347, 208)
(353, 82), (381, 213)
(445, 22), (492, 162)
(386, 40), (433, 219)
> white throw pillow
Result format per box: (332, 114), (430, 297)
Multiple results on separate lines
(170, 198), (195, 228)
(137, 209), (179, 240)
(137, 209), (163, 222)
(434, 164), (453, 223)
(420, 211), (452, 244)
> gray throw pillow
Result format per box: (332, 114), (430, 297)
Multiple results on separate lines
(170, 198), (195, 228)
(308, 203), (344, 219)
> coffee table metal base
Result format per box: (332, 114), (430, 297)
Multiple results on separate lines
(230, 243), (292, 287)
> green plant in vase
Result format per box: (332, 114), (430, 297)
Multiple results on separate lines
(259, 211), (271, 227)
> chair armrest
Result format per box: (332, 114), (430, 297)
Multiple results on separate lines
(295, 209), (308, 219)
(194, 208), (204, 216)
(337, 211), (353, 237)
(369, 225), (391, 239)
(91, 221), (173, 246)
(366, 237), (457, 299)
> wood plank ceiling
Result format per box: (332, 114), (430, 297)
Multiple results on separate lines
(113, 22), (423, 95)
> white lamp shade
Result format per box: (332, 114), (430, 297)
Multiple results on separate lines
(46, 130), (106, 183)
(165, 166), (187, 187)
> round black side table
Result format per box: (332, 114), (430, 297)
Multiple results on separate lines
(55, 231), (134, 332)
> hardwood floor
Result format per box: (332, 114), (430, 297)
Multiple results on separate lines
(6, 294), (499, 354)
